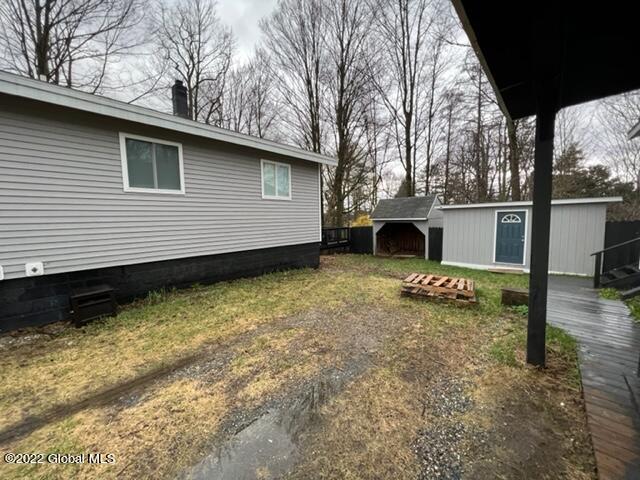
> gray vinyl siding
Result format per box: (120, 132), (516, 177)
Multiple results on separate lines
(442, 203), (607, 276)
(0, 99), (320, 281)
(548, 203), (607, 275)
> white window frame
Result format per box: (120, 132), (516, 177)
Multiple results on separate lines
(492, 209), (528, 266)
(261, 159), (292, 200)
(119, 132), (185, 195)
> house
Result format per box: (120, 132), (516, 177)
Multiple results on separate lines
(440, 197), (622, 276)
(0, 72), (336, 331)
(370, 195), (443, 260)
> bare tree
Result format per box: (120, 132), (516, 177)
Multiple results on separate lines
(362, 91), (394, 208)
(0, 0), (142, 91)
(244, 50), (278, 139)
(151, 0), (233, 123)
(370, 0), (436, 197)
(262, 0), (327, 223)
(261, 0), (325, 154)
(439, 88), (462, 203)
(321, 0), (374, 226)
(506, 117), (535, 201)
(222, 66), (251, 132)
(597, 92), (640, 190)
(421, 33), (447, 194)
(221, 50), (278, 139)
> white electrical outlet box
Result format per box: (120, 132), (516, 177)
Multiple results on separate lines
(25, 262), (44, 277)
(0, 266), (3, 281)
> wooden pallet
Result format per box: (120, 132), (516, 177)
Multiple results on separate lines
(401, 273), (477, 306)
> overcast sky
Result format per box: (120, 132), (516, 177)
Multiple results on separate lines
(218, 0), (278, 63)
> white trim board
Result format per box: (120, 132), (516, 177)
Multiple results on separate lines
(0, 71), (337, 167)
(119, 132), (186, 195)
(438, 197), (622, 210)
(441, 261), (589, 277)
(261, 159), (292, 201)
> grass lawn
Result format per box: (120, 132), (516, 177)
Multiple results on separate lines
(0, 255), (595, 479)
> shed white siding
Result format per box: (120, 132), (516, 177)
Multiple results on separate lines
(442, 203), (608, 276)
(0, 99), (320, 281)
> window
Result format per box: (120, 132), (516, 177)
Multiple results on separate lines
(120, 133), (184, 194)
(261, 159), (291, 200)
(501, 213), (522, 223)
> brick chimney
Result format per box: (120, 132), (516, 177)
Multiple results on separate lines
(171, 80), (189, 119)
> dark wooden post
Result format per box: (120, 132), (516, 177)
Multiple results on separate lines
(593, 252), (602, 288)
(526, 98), (556, 367)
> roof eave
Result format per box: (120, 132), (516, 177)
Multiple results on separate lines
(0, 71), (337, 167)
(450, 0), (515, 122)
(438, 197), (623, 210)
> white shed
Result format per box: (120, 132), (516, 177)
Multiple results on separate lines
(371, 195), (443, 260)
(439, 197), (622, 276)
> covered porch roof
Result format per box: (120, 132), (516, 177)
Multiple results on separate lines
(451, 1), (640, 121)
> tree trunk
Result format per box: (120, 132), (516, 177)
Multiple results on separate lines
(424, 71), (437, 195)
(34, 1), (50, 80)
(474, 74), (485, 202)
(507, 117), (522, 201)
(444, 104), (452, 203)
(405, 112), (413, 196)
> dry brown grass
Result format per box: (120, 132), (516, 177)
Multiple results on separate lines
(0, 269), (383, 430)
(1, 320), (342, 479)
(3, 329), (338, 478)
(230, 327), (332, 403)
(0, 255), (594, 480)
(2, 378), (228, 479)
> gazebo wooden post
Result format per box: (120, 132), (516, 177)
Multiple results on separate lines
(526, 93), (557, 367)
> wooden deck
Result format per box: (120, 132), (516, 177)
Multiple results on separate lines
(548, 276), (640, 480)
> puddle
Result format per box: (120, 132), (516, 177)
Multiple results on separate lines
(182, 368), (357, 480)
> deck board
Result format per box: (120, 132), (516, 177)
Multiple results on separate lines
(548, 276), (640, 480)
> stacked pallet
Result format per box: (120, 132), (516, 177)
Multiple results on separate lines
(401, 273), (477, 306)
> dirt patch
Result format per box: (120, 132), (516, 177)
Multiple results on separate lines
(462, 367), (595, 480)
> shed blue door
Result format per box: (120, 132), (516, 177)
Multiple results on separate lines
(495, 211), (526, 264)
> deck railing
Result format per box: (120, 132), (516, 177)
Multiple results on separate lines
(321, 227), (351, 251)
(591, 236), (640, 287)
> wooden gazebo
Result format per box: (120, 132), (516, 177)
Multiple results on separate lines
(451, 0), (640, 367)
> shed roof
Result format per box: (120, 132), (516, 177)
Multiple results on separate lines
(451, 1), (640, 120)
(371, 195), (437, 220)
(438, 197), (622, 211)
(0, 71), (336, 166)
